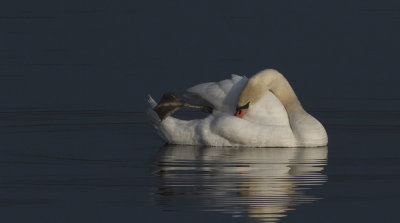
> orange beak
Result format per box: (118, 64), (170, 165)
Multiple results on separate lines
(235, 108), (247, 118)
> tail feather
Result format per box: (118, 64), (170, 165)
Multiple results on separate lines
(147, 95), (160, 123)
(147, 95), (171, 142)
(147, 95), (157, 108)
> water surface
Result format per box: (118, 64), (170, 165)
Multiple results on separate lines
(154, 145), (328, 223)
(0, 109), (399, 222)
(1, 0), (400, 222)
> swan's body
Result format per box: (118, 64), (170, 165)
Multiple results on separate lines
(147, 69), (328, 147)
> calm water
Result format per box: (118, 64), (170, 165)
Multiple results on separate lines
(1, 0), (400, 222)
(0, 108), (399, 223)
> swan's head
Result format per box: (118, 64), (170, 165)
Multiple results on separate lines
(235, 70), (274, 118)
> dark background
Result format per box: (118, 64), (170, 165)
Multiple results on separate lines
(1, 1), (400, 223)
(1, 0), (399, 112)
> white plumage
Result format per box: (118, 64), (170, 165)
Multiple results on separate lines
(147, 69), (328, 147)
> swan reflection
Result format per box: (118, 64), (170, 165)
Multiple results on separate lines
(153, 146), (328, 222)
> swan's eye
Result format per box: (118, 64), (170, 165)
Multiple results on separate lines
(235, 102), (249, 118)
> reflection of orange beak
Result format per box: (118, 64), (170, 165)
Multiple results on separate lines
(235, 108), (247, 118)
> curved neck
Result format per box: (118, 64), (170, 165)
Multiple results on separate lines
(267, 73), (303, 114)
(239, 69), (304, 115)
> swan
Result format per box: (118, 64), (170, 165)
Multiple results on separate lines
(147, 69), (328, 147)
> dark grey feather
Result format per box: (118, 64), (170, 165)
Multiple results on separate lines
(154, 92), (214, 120)
(153, 93), (185, 120)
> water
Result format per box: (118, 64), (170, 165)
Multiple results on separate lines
(0, 109), (399, 222)
(154, 146), (328, 223)
(1, 0), (400, 222)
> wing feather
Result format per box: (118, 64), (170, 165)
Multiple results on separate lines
(184, 74), (248, 114)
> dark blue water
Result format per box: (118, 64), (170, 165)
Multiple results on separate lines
(1, 108), (399, 222)
(1, 0), (400, 222)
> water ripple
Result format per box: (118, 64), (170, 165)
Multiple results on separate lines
(152, 146), (328, 223)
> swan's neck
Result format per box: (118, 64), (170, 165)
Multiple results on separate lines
(267, 75), (303, 115)
(240, 69), (304, 116)
(239, 69), (327, 146)
(252, 70), (327, 145)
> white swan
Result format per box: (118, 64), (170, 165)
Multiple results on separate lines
(147, 69), (328, 147)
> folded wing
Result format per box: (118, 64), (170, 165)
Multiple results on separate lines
(184, 74), (248, 114)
